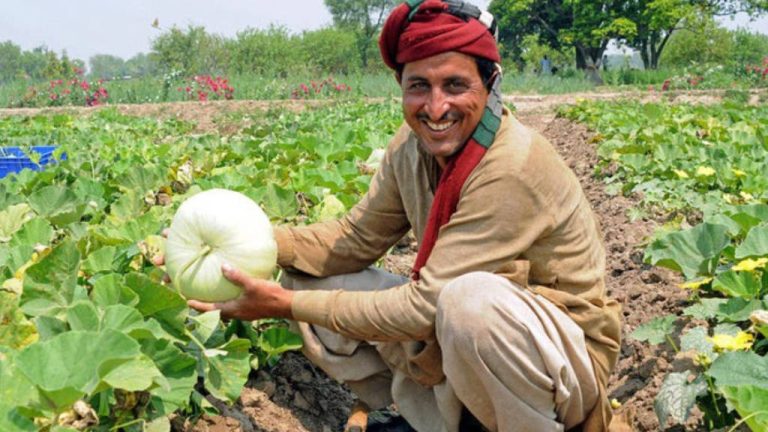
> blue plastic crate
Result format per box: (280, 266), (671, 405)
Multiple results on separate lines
(0, 146), (67, 178)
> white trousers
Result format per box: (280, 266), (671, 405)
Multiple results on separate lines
(282, 268), (598, 432)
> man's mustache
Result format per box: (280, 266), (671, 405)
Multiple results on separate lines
(416, 112), (461, 122)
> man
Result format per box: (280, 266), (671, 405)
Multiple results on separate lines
(188, 1), (621, 431)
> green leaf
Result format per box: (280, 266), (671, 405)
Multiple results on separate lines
(629, 315), (677, 345)
(261, 184), (297, 221)
(114, 164), (167, 195)
(0, 292), (37, 349)
(16, 330), (142, 410)
(0, 345), (37, 418)
(204, 338), (251, 402)
(190, 310), (221, 345)
(2, 217), (53, 271)
(100, 304), (144, 331)
(257, 326), (303, 367)
(66, 300), (101, 331)
(20, 240), (81, 317)
(713, 270), (762, 300)
(81, 246), (118, 274)
(683, 298), (727, 320)
(713, 298), (766, 323)
(654, 372), (707, 427)
(139, 338), (196, 412)
(720, 385), (768, 431)
(100, 354), (165, 392)
(33, 316), (68, 341)
(645, 223), (729, 279)
(26, 185), (86, 227)
(123, 273), (187, 339)
(0, 204), (35, 243)
(680, 327), (715, 359)
(735, 226), (768, 259)
(90, 273), (138, 308)
(709, 352), (768, 389)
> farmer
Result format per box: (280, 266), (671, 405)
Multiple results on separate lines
(187, 1), (621, 430)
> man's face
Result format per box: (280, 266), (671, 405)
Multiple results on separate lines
(401, 51), (490, 165)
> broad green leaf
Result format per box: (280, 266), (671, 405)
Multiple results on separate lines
(81, 246), (118, 275)
(645, 223), (729, 279)
(713, 270), (762, 300)
(20, 240), (81, 317)
(33, 316), (68, 341)
(629, 315), (677, 346)
(26, 185), (86, 227)
(66, 300), (101, 331)
(713, 298), (766, 323)
(257, 326), (303, 367)
(101, 354), (165, 392)
(736, 226), (768, 259)
(190, 310), (221, 344)
(262, 184), (298, 221)
(709, 352), (768, 389)
(205, 338), (251, 402)
(720, 385), (768, 431)
(16, 330), (141, 410)
(0, 345), (37, 414)
(0, 292), (37, 349)
(2, 217), (53, 271)
(90, 273), (138, 308)
(680, 327), (715, 360)
(683, 298), (728, 320)
(0, 204), (34, 243)
(140, 338), (196, 412)
(101, 304), (144, 331)
(114, 164), (167, 195)
(654, 372), (707, 427)
(123, 273), (187, 338)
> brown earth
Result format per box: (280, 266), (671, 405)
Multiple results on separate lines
(3, 93), (743, 431)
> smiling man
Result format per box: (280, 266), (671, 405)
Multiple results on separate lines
(187, 1), (622, 431)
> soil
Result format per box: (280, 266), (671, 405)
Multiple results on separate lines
(3, 93), (745, 431)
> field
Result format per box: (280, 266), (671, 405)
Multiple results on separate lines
(1, 90), (767, 432)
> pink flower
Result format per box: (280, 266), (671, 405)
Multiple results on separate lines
(80, 81), (90, 90)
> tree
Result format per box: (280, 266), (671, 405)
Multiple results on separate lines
(124, 53), (158, 78)
(89, 54), (126, 79)
(490, 0), (768, 71)
(490, 0), (637, 80)
(151, 25), (228, 75)
(324, 0), (397, 69)
(0, 41), (23, 83)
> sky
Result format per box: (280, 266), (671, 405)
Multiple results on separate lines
(0, 0), (763, 63)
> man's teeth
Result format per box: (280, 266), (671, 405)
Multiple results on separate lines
(426, 120), (455, 131)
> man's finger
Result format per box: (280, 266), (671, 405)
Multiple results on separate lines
(187, 300), (218, 313)
(152, 255), (165, 266)
(221, 263), (249, 287)
(161, 228), (170, 238)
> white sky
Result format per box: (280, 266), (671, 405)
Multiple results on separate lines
(0, 0), (762, 63)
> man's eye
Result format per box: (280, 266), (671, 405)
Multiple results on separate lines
(409, 82), (428, 91)
(446, 81), (468, 92)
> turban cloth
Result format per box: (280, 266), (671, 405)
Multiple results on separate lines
(379, 0), (500, 70)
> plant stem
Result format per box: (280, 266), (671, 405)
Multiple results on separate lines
(705, 374), (722, 419)
(726, 410), (768, 432)
(110, 418), (144, 431)
(665, 334), (679, 353)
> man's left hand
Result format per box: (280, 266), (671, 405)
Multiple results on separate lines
(187, 263), (294, 321)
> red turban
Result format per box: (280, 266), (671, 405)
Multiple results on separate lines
(379, 0), (500, 70)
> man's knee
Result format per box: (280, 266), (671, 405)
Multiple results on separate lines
(436, 272), (528, 346)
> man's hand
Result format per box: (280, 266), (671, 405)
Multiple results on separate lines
(187, 263), (295, 321)
(151, 229), (293, 321)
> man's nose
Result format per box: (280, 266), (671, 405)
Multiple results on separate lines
(424, 88), (449, 121)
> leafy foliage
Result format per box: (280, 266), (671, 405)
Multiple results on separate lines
(567, 99), (768, 430)
(0, 101), (402, 427)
